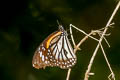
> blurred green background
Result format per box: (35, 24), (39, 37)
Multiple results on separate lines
(0, 0), (120, 80)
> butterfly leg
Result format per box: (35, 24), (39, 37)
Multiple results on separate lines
(69, 24), (81, 51)
(70, 24), (99, 42)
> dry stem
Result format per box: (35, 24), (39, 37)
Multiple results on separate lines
(84, 1), (120, 80)
(66, 1), (120, 80)
(66, 24), (104, 80)
(66, 30), (90, 80)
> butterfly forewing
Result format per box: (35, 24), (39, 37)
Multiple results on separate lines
(32, 25), (77, 69)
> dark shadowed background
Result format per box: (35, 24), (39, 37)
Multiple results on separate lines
(0, 0), (120, 80)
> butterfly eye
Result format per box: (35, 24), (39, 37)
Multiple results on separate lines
(32, 25), (76, 69)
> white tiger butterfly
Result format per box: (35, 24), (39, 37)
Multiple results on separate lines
(32, 25), (77, 69)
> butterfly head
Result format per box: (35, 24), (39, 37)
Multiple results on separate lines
(58, 25), (68, 36)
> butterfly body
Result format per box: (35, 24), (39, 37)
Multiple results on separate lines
(32, 25), (76, 69)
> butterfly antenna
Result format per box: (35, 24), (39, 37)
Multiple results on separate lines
(57, 20), (60, 26)
(57, 20), (64, 30)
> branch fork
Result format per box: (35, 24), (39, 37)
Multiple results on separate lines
(66, 1), (120, 80)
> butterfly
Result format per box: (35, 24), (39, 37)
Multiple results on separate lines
(32, 25), (77, 69)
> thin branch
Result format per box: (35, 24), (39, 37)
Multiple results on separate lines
(66, 24), (104, 80)
(66, 69), (72, 80)
(99, 43), (115, 80)
(98, 32), (111, 47)
(84, 1), (120, 80)
(66, 25), (95, 80)
(66, 25), (91, 80)
(74, 32), (93, 53)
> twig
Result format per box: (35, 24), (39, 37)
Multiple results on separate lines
(84, 1), (120, 80)
(66, 24), (96, 80)
(66, 26), (91, 80)
(66, 24), (105, 80)
(97, 32), (111, 47)
(74, 32), (93, 53)
(66, 69), (72, 80)
(99, 43), (115, 80)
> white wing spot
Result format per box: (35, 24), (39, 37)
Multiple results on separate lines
(42, 47), (45, 51)
(48, 49), (50, 52)
(50, 56), (52, 58)
(50, 59), (52, 61)
(45, 57), (48, 59)
(72, 63), (74, 65)
(59, 62), (61, 64)
(53, 60), (56, 62)
(55, 63), (56, 65)
(70, 59), (72, 62)
(67, 61), (70, 63)
(45, 61), (47, 64)
(42, 55), (44, 61)
(48, 61), (50, 63)
(67, 65), (69, 68)
(48, 52), (50, 55)
(38, 47), (40, 50)
(40, 51), (42, 57)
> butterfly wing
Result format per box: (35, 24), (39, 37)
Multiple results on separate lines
(32, 29), (76, 69)
(49, 32), (76, 69)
